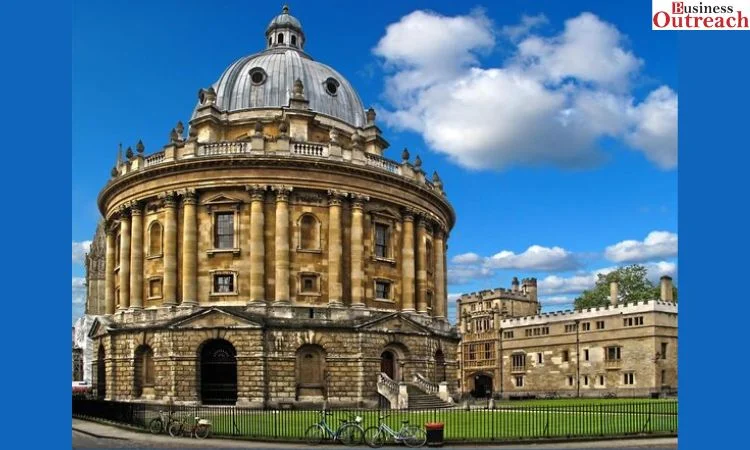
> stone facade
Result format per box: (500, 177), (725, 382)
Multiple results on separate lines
(457, 278), (678, 399)
(85, 6), (459, 408)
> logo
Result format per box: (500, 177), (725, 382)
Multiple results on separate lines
(652, 0), (750, 29)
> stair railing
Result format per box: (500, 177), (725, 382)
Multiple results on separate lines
(413, 373), (439, 395)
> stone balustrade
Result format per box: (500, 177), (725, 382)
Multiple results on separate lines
(413, 373), (439, 394)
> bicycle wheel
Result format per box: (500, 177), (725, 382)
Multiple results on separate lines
(194, 424), (210, 439)
(168, 422), (182, 438)
(403, 427), (427, 448)
(148, 418), (163, 434)
(363, 426), (384, 448)
(336, 423), (364, 446)
(304, 424), (325, 445)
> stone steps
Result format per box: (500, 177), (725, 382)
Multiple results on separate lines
(406, 385), (453, 410)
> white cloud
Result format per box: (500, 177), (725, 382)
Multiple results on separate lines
(605, 231), (678, 263)
(487, 245), (580, 271)
(72, 240), (92, 264)
(72, 277), (86, 304)
(539, 295), (576, 306)
(448, 293), (463, 303)
(538, 266), (618, 295)
(644, 261), (677, 283)
(374, 11), (677, 171)
(451, 252), (483, 264)
(448, 264), (494, 285)
(501, 14), (548, 42)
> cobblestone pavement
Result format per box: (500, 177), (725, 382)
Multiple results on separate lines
(73, 419), (677, 449)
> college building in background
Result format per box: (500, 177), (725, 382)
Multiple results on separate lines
(457, 276), (678, 399)
(81, 6), (458, 409)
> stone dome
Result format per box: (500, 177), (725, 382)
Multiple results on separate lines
(196, 5), (367, 128)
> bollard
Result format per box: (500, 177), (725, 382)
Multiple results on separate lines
(425, 422), (444, 447)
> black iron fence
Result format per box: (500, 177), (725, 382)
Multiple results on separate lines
(72, 398), (677, 442)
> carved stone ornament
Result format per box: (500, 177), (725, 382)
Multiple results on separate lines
(293, 78), (305, 99)
(366, 107), (376, 124)
(246, 184), (267, 201)
(136, 140), (145, 154)
(401, 148), (410, 162)
(272, 185), (293, 201)
(125, 146), (134, 160)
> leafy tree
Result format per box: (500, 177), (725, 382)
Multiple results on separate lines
(573, 264), (677, 310)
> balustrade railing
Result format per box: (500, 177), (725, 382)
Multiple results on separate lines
(198, 141), (250, 156)
(413, 373), (438, 394)
(143, 152), (165, 167)
(292, 142), (327, 157)
(365, 152), (401, 174)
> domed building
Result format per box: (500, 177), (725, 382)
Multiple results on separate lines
(86, 6), (458, 409)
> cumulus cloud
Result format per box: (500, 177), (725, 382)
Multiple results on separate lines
(72, 240), (92, 264)
(448, 264), (494, 285)
(72, 277), (86, 304)
(374, 10), (677, 171)
(501, 14), (548, 41)
(487, 245), (580, 271)
(539, 295), (576, 306)
(451, 252), (483, 265)
(538, 261), (676, 296)
(605, 231), (678, 263)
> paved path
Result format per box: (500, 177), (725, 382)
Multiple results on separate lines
(72, 419), (677, 449)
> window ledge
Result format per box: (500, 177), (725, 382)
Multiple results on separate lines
(296, 248), (322, 254)
(207, 248), (241, 256)
(147, 296), (163, 301)
(373, 256), (397, 265)
(374, 298), (395, 303)
(209, 291), (239, 297)
(146, 254), (163, 260)
(298, 292), (322, 297)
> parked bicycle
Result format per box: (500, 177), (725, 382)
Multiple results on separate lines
(304, 410), (365, 445)
(148, 409), (177, 435)
(168, 414), (212, 439)
(364, 414), (426, 448)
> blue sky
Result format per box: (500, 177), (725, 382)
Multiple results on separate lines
(72, 0), (677, 324)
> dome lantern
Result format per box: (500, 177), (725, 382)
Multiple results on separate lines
(265, 4), (305, 50)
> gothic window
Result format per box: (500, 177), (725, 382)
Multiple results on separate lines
(214, 212), (234, 249)
(148, 222), (163, 256)
(134, 345), (154, 398)
(298, 214), (320, 250)
(374, 223), (389, 258)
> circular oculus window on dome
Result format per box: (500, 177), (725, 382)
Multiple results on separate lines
(324, 77), (340, 96)
(249, 67), (267, 86)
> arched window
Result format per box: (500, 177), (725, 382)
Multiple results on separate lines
(268, 37), (272, 46)
(296, 345), (326, 399)
(278, 33), (284, 44)
(298, 214), (320, 250)
(134, 345), (155, 398)
(291, 35), (297, 47)
(148, 222), (162, 256)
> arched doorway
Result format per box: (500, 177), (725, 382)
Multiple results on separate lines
(96, 344), (106, 399)
(472, 373), (493, 398)
(199, 339), (237, 405)
(434, 349), (446, 382)
(134, 345), (155, 398)
(380, 351), (396, 380)
(296, 345), (326, 399)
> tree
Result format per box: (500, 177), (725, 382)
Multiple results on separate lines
(573, 264), (677, 310)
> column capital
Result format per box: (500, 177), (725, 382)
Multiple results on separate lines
(401, 207), (418, 222)
(117, 204), (132, 219)
(350, 193), (369, 210)
(327, 189), (346, 206)
(246, 184), (267, 201)
(182, 189), (198, 205)
(129, 202), (144, 216)
(161, 191), (179, 208)
(272, 185), (293, 202)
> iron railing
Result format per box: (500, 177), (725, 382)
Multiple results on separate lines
(73, 398), (677, 442)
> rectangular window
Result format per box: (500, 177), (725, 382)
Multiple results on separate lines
(584, 349), (590, 361)
(599, 375), (605, 386)
(301, 275), (318, 293)
(468, 344), (476, 361)
(606, 346), (622, 361)
(542, 327), (549, 335)
(484, 343), (492, 360)
(515, 376), (524, 387)
(636, 316), (644, 325)
(503, 331), (514, 339)
(537, 353), (543, 364)
(623, 372), (635, 385)
(562, 350), (569, 362)
(511, 353), (526, 371)
(375, 281), (391, 299)
(582, 322), (591, 331)
(214, 212), (234, 249)
(567, 376), (574, 386)
(564, 324), (577, 333)
(661, 342), (668, 359)
(596, 320), (605, 330)
(525, 329), (532, 337)
(213, 274), (235, 293)
(374, 223), (389, 258)
(583, 375), (589, 386)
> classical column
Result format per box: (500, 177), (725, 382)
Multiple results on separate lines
(104, 223), (116, 314)
(434, 229), (447, 320)
(181, 190), (198, 306)
(416, 216), (428, 314)
(163, 192), (178, 306)
(118, 208), (131, 311)
(248, 185), (266, 304)
(401, 210), (416, 312)
(273, 186), (292, 303)
(129, 203), (144, 309)
(350, 194), (368, 307)
(327, 190), (345, 306)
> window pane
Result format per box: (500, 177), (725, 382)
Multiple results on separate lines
(215, 213), (234, 248)
(214, 275), (234, 293)
(375, 224), (388, 257)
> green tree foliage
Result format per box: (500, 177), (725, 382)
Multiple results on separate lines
(573, 264), (677, 310)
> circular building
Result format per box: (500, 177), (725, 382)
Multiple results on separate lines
(88, 6), (458, 408)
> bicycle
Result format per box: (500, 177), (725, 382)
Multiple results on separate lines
(364, 414), (426, 448)
(148, 409), (177, 435)
(168, 414), (212, 439)
(304, 410), (365, 445)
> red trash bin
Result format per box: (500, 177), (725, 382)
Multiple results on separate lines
(425, 422), (444, 447)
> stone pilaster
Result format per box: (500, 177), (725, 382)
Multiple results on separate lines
(273, 185), (292, 303)
(401, 210), (416, 312)
(434, 229), (447, 320)
(162, 192), (178, 306)
(416, 216), (428, 314)
(129, 203), (144, 309)
(248, 185), (266, 304)
(118, 208), (131, 311)
(104, 223), (116, 315)
(327, 190), (345, 306)
(181, 190), (198, 306)
(350, 194), (368, 307)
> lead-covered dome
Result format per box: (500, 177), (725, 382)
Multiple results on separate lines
(196, 5), (367, 128)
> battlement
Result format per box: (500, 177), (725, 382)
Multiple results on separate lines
(498, 299), (678, 327)
(459, 276), (538, 303)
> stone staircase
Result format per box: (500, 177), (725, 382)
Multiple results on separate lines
(406, 384), (453, 409)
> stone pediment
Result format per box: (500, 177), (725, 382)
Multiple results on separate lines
(87, 317), (111, 339)
(357, 313), (431, 335)
(202, 193), (243, 205)
(170, 309), (262, 330)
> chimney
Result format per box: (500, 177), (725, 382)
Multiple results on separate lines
(609, 281), (619, 306)
(511, 277), (519, 292)
(660, 276), (674, 302)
